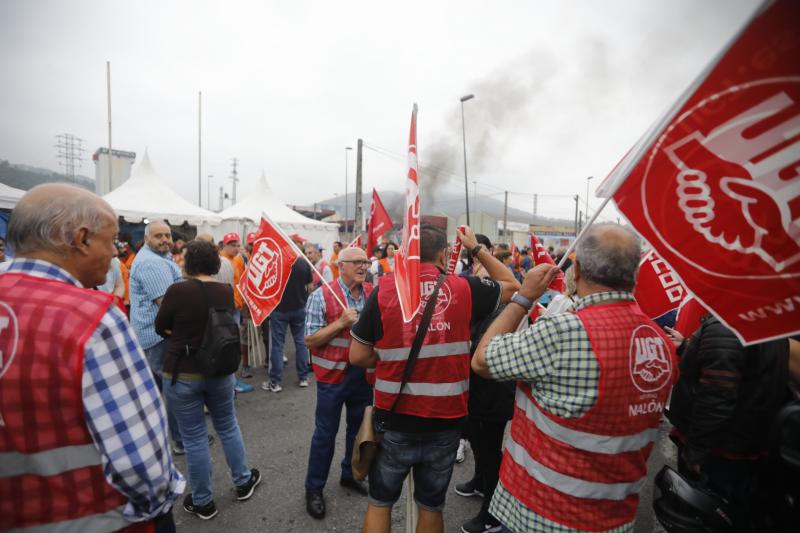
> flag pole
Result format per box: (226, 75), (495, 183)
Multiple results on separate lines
(556, 193), (613, 269)
(260, 212), (349, 310)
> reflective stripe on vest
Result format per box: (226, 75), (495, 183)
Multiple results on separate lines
(505, 435), (645, 501)
(0, 443), (101, 477)
(375, 341), (470, 361)
(6, 505), (132, 533)
(311, 355), (348, 371)
(328, 338), (350, 348)
(514, 389), (659, 454)
(374, 379), (468, 397)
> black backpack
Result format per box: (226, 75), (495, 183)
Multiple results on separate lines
(192, 279), (241, 377)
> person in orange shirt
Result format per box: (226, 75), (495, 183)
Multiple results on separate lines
(329, 241), (342, 279)
(220, 232), (245, 310)
(378, 242), (396, 274)
(117, 241), (135, 312)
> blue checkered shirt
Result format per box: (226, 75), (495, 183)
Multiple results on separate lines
(129, 245), (182, 349)
(305, 278), (367, 337)
(486, 291), (636, 533)
(2, 259), (185, 521)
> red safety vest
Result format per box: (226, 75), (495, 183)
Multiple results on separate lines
(312, 260), (330, 287)
(0, 272), (153, 533)
(373, 263), (472, 419)
(310, 281), (373, 384)
(499, 301), (677, 531)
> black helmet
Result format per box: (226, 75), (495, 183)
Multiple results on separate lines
(653, 466), (734, 532)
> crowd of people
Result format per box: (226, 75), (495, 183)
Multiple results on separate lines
(1, 183), (798, 533)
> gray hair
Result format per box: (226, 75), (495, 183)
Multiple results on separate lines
(144, 219), (169, 236)
(575, 223), (640, 291)
(7, 190), (111, 255)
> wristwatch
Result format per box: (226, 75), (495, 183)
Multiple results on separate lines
(510, 291), (534, 311)
(469, 244), (484, 258)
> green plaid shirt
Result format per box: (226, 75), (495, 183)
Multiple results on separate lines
(486, 291), (636, 533)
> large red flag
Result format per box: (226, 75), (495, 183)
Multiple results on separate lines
(634, 250), (687, 320)
(530, 233), (566, 293)
(238, 215), (299, 326)
(599, 0), (800, 344)
(367, 188), (393, 254)
(394, 104), (421, 323)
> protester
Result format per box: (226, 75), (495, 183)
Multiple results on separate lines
(349, 224), (520, 533)
(369, 246), (387, 279)
(263, 235), (313, 392)
(306, 242), (333, 289)
(379, 242), (396, 274)
(472, 223), (677, 533)
(129, 219), (185, 451)
(519, 248), (532, 273)
(220, 232), (246, 311)
(470, 234), (495, 279)
(303, 246), (374, 519)
(543, 265), (577, 315)
(156, 239), (261, 520)
(0, 184), (184, 531)
(172, 236), (186, 266)
(329, 240), (343, 279)
(196, 233), (234, 285)
(96, 245), (125, 300)
(666, 317), (792, 531)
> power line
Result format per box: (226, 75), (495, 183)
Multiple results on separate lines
(54, 133), (84, 180)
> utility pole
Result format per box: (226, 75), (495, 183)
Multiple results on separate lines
(55, 133), (84, 180)
(106, 61), (112, 194)
(503, 190), (509, 243)
(533, 193), (538, 219)
(219, 186), (224, 211)
(355, 139), (364, 236)
(574, 195), (579, 236)
(230, 158), (239, 204)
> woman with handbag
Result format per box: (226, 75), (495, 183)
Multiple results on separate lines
(156, 239), (261, 520)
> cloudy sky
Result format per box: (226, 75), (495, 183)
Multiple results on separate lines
(0, 0), (761, 220)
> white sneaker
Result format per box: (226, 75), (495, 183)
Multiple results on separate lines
(262, 381), (282, 392)
(456, 438), (468, 464)
(299, 379), (309, 388)
(282, 355), (288, 363)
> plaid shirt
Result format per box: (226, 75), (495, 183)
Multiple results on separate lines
(129, 245), (182, 349)
(305, 278), (367, 337)
(3, 259), (185, 522)
(486, 291), (636, 533)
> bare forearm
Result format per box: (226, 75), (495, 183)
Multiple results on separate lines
(472, 302), (528, 377)
(474, 249), (520, 302)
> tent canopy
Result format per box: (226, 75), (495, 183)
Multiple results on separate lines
(199, 173), (339, 252)
(103, 150), (221, 226)
(0, 182), (26, 210)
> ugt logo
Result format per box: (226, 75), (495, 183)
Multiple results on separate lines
(0, 302), (19, 381)
(247, 238), (283, 300)
(629, 325), (672, 393)
(419, 273), (451, 316)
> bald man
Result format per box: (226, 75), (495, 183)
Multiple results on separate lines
(302, 246), (374, 519)
(472, 224), (678, 533)
(0, 184), (184, 531)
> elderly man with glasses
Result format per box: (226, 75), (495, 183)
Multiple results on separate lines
(302, 246), (375, 519)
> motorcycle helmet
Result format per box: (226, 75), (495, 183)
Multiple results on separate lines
(653, 466), (734, 532)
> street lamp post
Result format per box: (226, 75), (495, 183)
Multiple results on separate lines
(460, 94), (474, 226)
(585, 176), (594, 227)
(345, 146), (353, 239)
(207, 174), (214, 211)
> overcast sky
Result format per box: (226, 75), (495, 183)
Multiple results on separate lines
(0, 0), (761, 220)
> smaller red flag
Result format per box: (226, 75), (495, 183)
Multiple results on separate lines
(510, 241), (520, 270)
(446, 225), (466, 275)
(530, 233), (566, 293)
(348, 234), (362, 248)
(367, 188), (393, 254)
(238, 215), (299, 326)
(674, 297), (710, 338)
(634, 250), (687, 321)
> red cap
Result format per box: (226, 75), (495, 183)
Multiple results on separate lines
(223, 232), (240, 245)
(246, 232), (256, 245)
(290, 233), (306, 244)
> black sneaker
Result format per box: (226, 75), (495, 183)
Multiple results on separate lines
(183, 494), (218, 520)
(454, 477), (484, 498)
(461, 514), (502, 533)
(236, 468), (261, 500)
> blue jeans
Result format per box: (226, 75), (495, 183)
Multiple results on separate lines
(164, 374), (251, 506)
(305, 366), (373, 493)
(368, 427), (461, 512)
(269, 308), (309, 384)
(145, 340), (181, 446)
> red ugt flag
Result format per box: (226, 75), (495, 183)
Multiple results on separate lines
(599, 0), (800, 344)
(394, 104), (422, 323)
(530, 233), (566, 293)
(634, 250), (687, 321)
(367, 188), (393, 254)
(348, 234), (363, 248)
(238, 215), (299, 326)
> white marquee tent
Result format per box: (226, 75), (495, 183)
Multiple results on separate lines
(103, 150), (221, 226)
(199, 173), (339, 252)
(0, 182), (26, 210)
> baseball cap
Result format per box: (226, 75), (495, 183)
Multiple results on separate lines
(246, 232), (256, 245)
(290, 233), (306, 244)
(223, 232), (240, 245)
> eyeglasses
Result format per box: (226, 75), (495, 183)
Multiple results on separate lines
(340, 260), (371, 267)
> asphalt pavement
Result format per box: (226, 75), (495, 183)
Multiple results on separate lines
(171, 342), (673, 532)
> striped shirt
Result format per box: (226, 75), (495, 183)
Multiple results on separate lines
(2, 259), (185, 522)
(129, 245), (182, 349)
(486, 291), (636, 533)
(305, 278), (367, 337)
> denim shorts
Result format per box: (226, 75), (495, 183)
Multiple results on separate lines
(368, 428), (461, 512)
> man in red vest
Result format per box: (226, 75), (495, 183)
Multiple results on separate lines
(472, 223), (678, 533)
(0, 184), (184, 532)
(303, 246), (374, 519)
(349, 224), (520, 533)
